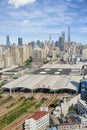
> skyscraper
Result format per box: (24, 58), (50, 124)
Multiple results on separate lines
(68, 26), (71, 45)
(62, 31), (65, 41)
(59, 36), (65, 51)
(18, 37), (23, 45)
(47, 34), (52, 47)
(49, 34), (51, 43)
(6, 35), (10, 47)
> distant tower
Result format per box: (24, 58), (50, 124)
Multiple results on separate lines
(18, 37), (23, 45)
(68, 26), (71, 45)
(49, 34), (52, 46)
(62, 31), (65, 41)
(6, 35), (10, 47)
(49, 34), (51, 43)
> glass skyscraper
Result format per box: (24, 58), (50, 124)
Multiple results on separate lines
(6, 35), (10, 47)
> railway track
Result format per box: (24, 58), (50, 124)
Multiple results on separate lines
(0, 94), (23, 117)
(2, 93), (66, 130)
(3, 93), (45, 130)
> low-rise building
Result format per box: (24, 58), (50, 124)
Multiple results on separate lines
(24, 111), (49, 130)
(79, 116), (87, 128)
(50, 114), (80, 130)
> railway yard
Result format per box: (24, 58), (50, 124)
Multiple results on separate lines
(0, 88), (71, 130)
(0, 63), (86, 130)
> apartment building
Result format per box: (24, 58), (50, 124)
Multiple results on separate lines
(32, 47), (47, 64)
(24, 111), (49, 130)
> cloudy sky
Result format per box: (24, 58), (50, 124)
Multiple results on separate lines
(0, 0), (87, 44)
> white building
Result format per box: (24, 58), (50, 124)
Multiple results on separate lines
(82, 48), (87, 60)
(77, 99), (87, 114)
(79, 116), (87, 128)
(0, 59), (4, 68)
(61, 98), (68, 116)
(40, 105), (48, 112)
(24, 111), (49, 130)
(0, 47), (3, 59)
(4, 57), (14, 68)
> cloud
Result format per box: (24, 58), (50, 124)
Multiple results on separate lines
(22, 20), (30, 24)
(78, 27), (87, 33)
(8, 0), (36, 8)
(66, 0), (72, 2)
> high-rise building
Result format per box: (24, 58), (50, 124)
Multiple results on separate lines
(0, 47), (3, 59)
(10, 45), (21, 65)
(29, 41), (35, 49)
(6, 35), (10, 47)
(59, 36), (64, 44)
(32, 46), (47, 64)
(37, 40), (40, 46)
(68, 26), (71, 45)
(81, 80), (87, 101)
(18, 37), (23, 45)
(19, 45), (27, 63)
(82, 47), (87, 61)
(58, 36), (65, 51)
(62, 31), (65, 41)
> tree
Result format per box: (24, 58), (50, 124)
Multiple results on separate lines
(25, 57), (32, 66)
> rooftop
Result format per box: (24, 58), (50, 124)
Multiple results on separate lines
(2, 63), (84, 91)
(30, 111), (49, 120)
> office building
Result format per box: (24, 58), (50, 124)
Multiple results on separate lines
(58, 36), (65, 51)
(37, 40), (41, 46)
(62, 31), (65, 41)
(6, 35), (10, 47)
(18, 37), (23, 45)
(59, 36), (64, 45)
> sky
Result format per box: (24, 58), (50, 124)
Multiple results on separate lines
(0, 0), (87, 44)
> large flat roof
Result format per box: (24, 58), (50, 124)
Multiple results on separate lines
(3, 63), (85, 91)
(2, 74), (80, 91)
(41, 62), (87, 70)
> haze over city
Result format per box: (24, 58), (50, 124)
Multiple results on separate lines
(0, 0), (87, 44)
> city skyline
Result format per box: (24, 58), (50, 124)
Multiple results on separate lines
(0, 0), (87, 44)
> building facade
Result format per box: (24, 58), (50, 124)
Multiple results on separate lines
(24, 111), (49, 130)
(32, 47), (47, 64)
(77, 99), (87, 114)
(18, 37), (23, 45)
(6, 35), (10, 47)
(81, 80), (87, 101)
